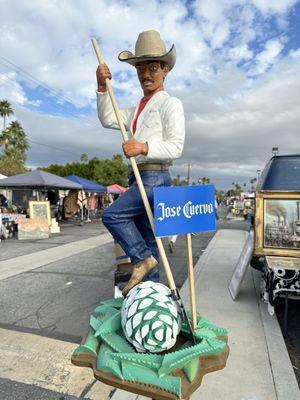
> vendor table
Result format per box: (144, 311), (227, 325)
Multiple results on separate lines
(0, 213), (26, 239)
(0, 213), (26, 223)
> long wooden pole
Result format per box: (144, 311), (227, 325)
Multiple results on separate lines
(91, 38), (177, 291)
(92, 38), (196, 340)
(186, 234), (197, 330)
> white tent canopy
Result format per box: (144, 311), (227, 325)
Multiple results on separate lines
(0, 174), (7, 179)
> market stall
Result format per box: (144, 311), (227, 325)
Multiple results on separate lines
(107, 184), (126, 194)
(0, 170), (82, 239)
(64, 174), (107, 221)
(0, 173), (11, 204)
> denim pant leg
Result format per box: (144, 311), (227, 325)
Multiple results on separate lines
(102, 170), (171, 268)
(102, 184), (152, 265)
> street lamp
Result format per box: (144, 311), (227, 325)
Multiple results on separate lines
(257, 169), (261, 181)
(272, 147), (279, 156)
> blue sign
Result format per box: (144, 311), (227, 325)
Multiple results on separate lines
(154, 185), (216, 237)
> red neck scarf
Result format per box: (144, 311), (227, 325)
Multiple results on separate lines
(132, 94), (153, 134)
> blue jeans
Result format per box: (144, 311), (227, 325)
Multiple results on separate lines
(102, 170), (172, 282)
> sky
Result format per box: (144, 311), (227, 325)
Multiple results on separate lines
(0, 0), (299, 190)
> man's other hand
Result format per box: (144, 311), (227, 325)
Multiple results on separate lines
(96, 64), (112, 92)
(122, 139), (148, 158)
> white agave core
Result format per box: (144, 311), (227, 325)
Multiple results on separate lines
(121, 282), (182, 353)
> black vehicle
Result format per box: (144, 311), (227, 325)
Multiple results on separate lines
(251, 154), (300, 270)
(256, 154), (300, 191)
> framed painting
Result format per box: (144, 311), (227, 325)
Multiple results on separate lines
(29, 201), (51, 226)
(254, 191), (300, 257)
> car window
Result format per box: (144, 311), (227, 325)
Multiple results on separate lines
(257, 156), (300, 190)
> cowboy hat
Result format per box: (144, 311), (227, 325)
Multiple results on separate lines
(118, 30), (176, 70)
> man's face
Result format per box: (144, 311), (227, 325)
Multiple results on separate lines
(135, 61), (169, 96)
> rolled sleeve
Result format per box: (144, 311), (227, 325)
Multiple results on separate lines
(96, 91), (133, 131)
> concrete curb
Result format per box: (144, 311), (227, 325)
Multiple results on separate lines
(252, 269), (299, 400)
(187, 230), (299, 399)
(0, 328), (111, 400)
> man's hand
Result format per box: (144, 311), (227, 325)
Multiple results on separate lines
(96, 63), (112, 92)
(122, 139), (148, 158)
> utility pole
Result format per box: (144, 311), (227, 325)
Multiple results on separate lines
(187, 163), (190, 185)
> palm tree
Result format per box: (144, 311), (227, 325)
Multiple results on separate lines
(250, 177), (257, 191)
(0, 120), (29, 160)
(0, 100), (14, 129)
(8, 121), (29, 155)
(0, 127), (10, 150)
(234, 183), (241, 195)
(200, 177), (211, 185)
(172, 174), (187, 186)
(80, 153), (88, 162)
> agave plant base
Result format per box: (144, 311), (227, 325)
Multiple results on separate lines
(71, 298), (229, 400)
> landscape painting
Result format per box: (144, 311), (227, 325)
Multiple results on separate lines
(264, 199), (300, 249)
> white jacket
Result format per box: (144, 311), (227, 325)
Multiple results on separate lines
(97, 90), (185, 164)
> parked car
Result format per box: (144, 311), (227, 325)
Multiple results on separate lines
(233, 200), (244, 215)
(228, 199), (243, 215)
(251, 154), (300, 270)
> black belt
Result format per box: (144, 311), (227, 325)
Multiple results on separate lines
(128, 163), (170, 173)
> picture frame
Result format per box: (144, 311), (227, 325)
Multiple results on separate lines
(254, 191), (300, 257)
(29, 201), (51, 226)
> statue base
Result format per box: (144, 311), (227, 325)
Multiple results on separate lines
(71, 298), (229, 400)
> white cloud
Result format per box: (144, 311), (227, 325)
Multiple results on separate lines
(0, 0), (295, 103)
(12, 103), (121, 165)
(176, 50), (300, 186)
(251, 0), (299, 14)
(193, 0), (234, 49)
(0, 0), (299, 189)
(0, 72), (27, 105)
(228, 44), (253, 61)
(252, 39), (284, 74)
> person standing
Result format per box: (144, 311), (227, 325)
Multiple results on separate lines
(96, 30), (185, 296)
(0, 193), (8, 208)
(168, 235), (178, 253)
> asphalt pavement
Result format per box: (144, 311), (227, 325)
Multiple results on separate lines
(0, 210), (298, 399)
(0, 218), (217, 399)
(0, 219), (108, 262)
(0, 378), (81, 400)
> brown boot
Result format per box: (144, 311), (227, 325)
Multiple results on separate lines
(122, 256), (158, 297)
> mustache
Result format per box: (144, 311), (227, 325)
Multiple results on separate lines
(142, 78), (154, 84)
